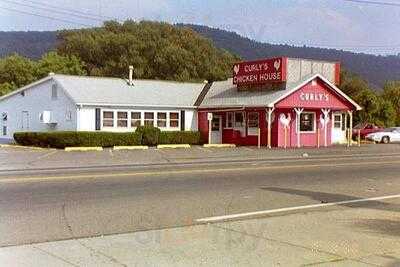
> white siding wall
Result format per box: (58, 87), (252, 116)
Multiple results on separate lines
(0, 79), (77, 141)
(77, 107), (96, 131)
(81, 106), (198, 132)
(185, 110), (198, 131)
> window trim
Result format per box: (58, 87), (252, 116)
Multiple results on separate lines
(234, 112), (245, 128)
(51, 84), (58, 100)
(247, 112), (259, 129)
(102, 110), (115, 128)
(299, 111), (316, 133)
(117, 111), (128, 128)
(157, 112), (167, 128)
(225, 112), (234, 129)
(144, 112), (155, 127)
(169, 112), (180, 128)
(1, 112), (7, 122)
(66, 110), (72, 122)
(333, 114), (342, 129)
(131, 112), (142, 128)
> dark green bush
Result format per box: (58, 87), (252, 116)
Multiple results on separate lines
(14, 131), (142, 149)
(158, 131), (201, 145)
(14, 129), (202, 148)
(135, 126), (161, 146)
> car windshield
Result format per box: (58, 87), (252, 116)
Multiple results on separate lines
(384, 128), (399, 132)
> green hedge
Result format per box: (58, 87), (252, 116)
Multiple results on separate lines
(14, 131), (142, 149)
(158, 131), (201, 145)
(14, 127), (201, 148)
(135, 126), (161, 146)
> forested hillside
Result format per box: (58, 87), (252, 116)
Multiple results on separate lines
(2, 24), (400, 88)
(0, 31), (57, 59)
(182, 24), (400, 89)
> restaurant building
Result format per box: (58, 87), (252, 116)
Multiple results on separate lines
(197, 57), (361, 148)
(0, 57), (361, 148)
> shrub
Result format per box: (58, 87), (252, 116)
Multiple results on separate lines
(135, 126), (161, 146)
(14, 131), (141, 149)
(13, 129), (202, 148)
(158, 131), (201, 145)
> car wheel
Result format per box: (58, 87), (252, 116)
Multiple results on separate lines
(381, 136), (390, 144)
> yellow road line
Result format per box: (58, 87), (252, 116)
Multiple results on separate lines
(0, 159), (399, 184)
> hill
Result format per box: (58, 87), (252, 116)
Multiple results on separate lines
(1, 24), (400, 88)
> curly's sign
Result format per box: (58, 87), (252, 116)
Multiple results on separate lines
(233, 57), (287, 86)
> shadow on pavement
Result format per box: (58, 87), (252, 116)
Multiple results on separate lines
(260, 187), (400, 212)
(354, 219), (400, 237)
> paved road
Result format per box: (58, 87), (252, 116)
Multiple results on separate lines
(1, 150), (400, 248)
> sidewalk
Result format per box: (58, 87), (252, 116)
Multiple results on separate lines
(1, 144), (399, 172)
(2, 199), (400, 267)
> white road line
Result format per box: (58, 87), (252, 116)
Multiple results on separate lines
(195, 194), (400, 223)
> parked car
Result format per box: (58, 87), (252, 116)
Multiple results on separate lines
(352, 123), (384, 139)
(365, 127), (400, 143)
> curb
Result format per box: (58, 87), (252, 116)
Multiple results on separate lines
(203, 144), (236, 148)
(113, 146), (149, 150)
(65, 147), (103, 152)
(157, 144), (191, 149)
(0, 144), (50, 150)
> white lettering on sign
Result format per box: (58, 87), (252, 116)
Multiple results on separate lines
(244, 63), (268, 73)
(300, 92), (329, 102)
(259, 72), (281, 82)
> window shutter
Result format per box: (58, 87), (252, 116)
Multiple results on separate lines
(95, 108), (101, 130)
(180, 110), (185, 131)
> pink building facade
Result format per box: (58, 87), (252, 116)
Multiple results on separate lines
(198, 57), (361, 148)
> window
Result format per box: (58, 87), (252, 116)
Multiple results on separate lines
(117, 112), (128, 127)
(169, 112), (179, 128)
(131, 112), (141, 127)
(300, 113), (315, 132)
(211, 116), (221, 131)
(226, 112), (233, 128)
(157, 112), (167, 127)
(103, 111), (114, 127)
(51, 84), (58, 100)
(234, 112), (244, 127)
(144, 112), (154, 126)
(66, 111), (72, 121)
(1, 112), (7, 121)
(333, 114), (341, 129)
(2, 126), (6, 136)
(248, 112), (259, 128)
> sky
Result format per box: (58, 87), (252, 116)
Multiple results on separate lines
(0, 0), (400, 55)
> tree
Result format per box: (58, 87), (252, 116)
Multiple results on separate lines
(340, 69), (369, 100)
(35, 52), (86, 78)
(0, 53), (37, 88)
(57, 20), (239, 82)
(0, 82), (15, 96)
(382, 81), (400, 126)
(0, 52), (86, 96)
(375, 99), (396, 127)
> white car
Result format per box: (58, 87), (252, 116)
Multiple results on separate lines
(366, 127), (400, 144)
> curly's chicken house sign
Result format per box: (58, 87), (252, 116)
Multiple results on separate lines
(233, 57), (287, 86)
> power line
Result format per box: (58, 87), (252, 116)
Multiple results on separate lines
(341, 0), (400, 7)
(0, 0), (106, 22)
(21, 0), (116, 20)
(0, 5), (95, 27)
